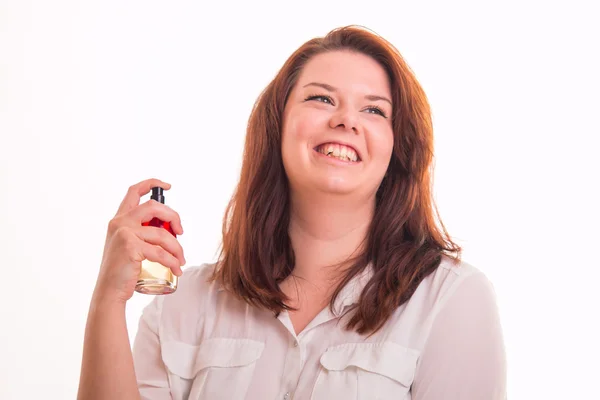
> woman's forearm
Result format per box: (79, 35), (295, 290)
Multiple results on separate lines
(77, 292), (140, 400)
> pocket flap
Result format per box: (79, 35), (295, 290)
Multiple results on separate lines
(319, 342), (419, 386)
(162, 338), (265, 379)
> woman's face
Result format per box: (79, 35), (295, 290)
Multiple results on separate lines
(282, 50), (394, 200)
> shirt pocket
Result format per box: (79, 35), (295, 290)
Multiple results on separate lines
(161, 337), (264, 400)
(311, 342), (420, 400)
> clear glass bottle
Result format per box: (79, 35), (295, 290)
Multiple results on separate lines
(135, 187), (178, 295)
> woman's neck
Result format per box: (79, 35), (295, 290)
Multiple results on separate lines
(287, 191), (374, 285)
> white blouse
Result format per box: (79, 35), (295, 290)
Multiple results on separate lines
(132, 256), (506, 399)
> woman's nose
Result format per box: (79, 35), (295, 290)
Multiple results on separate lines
(329, 108), (359, 134)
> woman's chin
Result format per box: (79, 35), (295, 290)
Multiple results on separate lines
(287, 169), (365, 197)
(313, 176), (359, 195)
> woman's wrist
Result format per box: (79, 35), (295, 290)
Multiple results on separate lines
(90, 285), (128, 311)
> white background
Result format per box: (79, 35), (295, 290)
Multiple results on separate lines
(1, 0), (598, 398)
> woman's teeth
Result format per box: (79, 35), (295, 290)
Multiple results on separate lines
(316, 143), (359, 162)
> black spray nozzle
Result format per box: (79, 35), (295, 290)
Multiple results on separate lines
(151, 187), (165, 204)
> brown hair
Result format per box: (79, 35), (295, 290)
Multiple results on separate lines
(214, 25), (461, 335)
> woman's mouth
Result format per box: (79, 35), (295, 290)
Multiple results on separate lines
(314, 142), (360, 162)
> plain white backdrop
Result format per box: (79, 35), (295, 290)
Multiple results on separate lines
(1, 0), (598, 398)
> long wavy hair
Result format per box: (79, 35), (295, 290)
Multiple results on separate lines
(214, 25), (461, 335)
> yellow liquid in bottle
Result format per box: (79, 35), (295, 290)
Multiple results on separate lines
(135, 259), (178, 295)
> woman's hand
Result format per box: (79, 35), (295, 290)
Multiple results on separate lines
(93, 178), (186, 305)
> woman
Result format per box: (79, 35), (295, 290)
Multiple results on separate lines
(78, 26), (506, 399)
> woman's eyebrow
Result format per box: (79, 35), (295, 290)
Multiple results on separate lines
(303, 82), (337, 92)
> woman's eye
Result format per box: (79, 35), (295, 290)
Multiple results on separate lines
(366, 107), (387, 118)
(305, 95), (333, 104)
(304, 95), (388, 118)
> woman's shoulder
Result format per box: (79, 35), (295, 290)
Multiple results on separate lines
(155, 263), (221, 318)
(171, 262), (221, 299)
(180, 262), (219, 285)
(427, 254), (492, 287)
(418, 254), (499, 314)
(399, 255), (498, 321)
(437, 253), (483, 276)
(384, 255), (501, 348)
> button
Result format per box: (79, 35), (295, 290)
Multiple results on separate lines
(284, 392), (290, 399)
(293, 340), (298, 347)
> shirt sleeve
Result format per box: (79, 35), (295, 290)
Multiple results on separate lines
(411, 270), (507, 400)
(132, 296), (172, 400)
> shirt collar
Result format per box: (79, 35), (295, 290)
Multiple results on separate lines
(331, 262), (374, 316)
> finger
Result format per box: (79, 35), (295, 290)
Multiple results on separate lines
(131, 200), (184, 235)
(140, 242), (183, 276)
(136, 225), (186, 266)
(117, 178), (171, 215)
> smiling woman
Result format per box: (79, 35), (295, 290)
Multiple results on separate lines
(282, 51), (394, 199)
(78, 25), (507, 400)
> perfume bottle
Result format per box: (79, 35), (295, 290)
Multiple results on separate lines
(135, 187), (178, 295)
